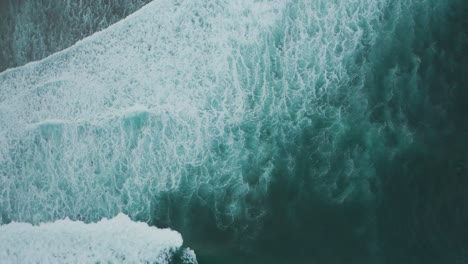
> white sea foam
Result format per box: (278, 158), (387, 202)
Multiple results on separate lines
(0, 0), (392, 233)
(0, 213), (196, 263)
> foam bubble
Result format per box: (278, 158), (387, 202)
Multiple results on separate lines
(0, 213), (197, 263)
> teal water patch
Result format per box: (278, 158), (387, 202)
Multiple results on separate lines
(369, 1), (468, 263)
(0, 0), (466, 263)
(0, 0), (152, 72)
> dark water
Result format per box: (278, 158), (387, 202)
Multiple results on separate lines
(0, 0), (467, 263)
(0, 0), (152, 72)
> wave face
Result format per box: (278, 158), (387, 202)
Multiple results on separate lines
(0, 0), (466, 263)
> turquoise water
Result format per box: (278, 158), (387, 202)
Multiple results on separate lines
(0, 0), (466, 263)
(0, 0), (152, 72)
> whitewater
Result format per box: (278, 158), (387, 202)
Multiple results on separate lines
(0, 213), (196, 263)
(0, 0), (466, 263)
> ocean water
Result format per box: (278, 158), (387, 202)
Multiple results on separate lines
(0, 0), (152, 72)
(0, 0), (466, 263)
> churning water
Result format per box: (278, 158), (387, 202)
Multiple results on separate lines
(0, 0), (466, 263)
